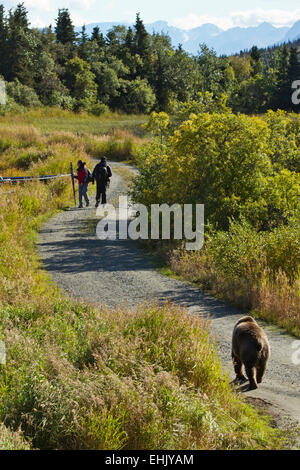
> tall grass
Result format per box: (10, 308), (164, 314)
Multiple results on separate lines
(0, 424), (31, 450)
(0, 124), (146, 176)
(0, 108), (148, 137)
(85, 130), (147, 162)
(0, 118), (291, 449)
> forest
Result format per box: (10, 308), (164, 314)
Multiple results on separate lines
(0, 3), (299, 115)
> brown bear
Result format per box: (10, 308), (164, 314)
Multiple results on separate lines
(232, 316), (270, 390)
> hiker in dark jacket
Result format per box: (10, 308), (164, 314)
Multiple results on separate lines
(75, 160), (90, 208)
(92, 157), (112, 207)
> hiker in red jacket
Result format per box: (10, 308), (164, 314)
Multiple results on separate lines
(75, 160), (90, 208)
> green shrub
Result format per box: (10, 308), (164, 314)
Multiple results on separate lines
(133, 109), (300, 335)
(263, 110), (300, 173)
(0, 96), (25, 115)
(6, 80), (41, 108)
(46, 91), (75, 110)
(264, 222), (300, 280)
(119, 79), (156, 114)
(89, 101), (109, 116)
(133, 111), (272, 228)
(208, 220), (265, 281)
(15, 148), (54, 170)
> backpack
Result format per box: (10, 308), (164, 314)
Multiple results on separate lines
(86, 168), (94, 183)
(78, 167), (88, 184)
(96, 164), (109, 186)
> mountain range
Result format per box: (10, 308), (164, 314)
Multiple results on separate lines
(75, 19), (300, 56)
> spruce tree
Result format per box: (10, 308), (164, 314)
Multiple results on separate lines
(155, 52), (169, 110)
(80, 25), (88, 43)
(134, 13), (149, 59)
(40, 25), (56, 52)
(276, 45), (291, 109)
(250, 46), (263, 75)
(0, 5), (8, 78)
(78, 25), (89, 60)
(6, 4), (35, 85)
(91, 26), (106, 49)
(106, 28), (117, 52)
(91, 26), (100, 42)
(289, 47), (300, 83)
(55, 9), (76, 45)
(250, 45), (260, 62)
(125, 27), (134, 54)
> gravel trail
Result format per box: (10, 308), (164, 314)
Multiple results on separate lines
(38, 162), (300, 432)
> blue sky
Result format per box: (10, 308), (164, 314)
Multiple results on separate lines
(2, 0), (300, 29)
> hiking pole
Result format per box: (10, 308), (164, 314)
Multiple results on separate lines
(70, 163), (76, 207)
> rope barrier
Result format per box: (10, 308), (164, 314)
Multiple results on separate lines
(0, 174), (71, 184)
(0, 173), (72, 196)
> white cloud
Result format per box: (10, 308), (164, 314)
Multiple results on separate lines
(15, 0), (99, 27)
(10, 0), (97, 15)
(30, 17), (49, 28)
(123, 9), (138, 23)
(171, 14), (229, 31)
(71, 13), (91, 27)
(171, 9), (300, 31)
(230, 9), (300, 28)
(25, 0), (52, 10)
(3, 0), (53, 12)
(6, 2), (300, 31)
(65, 0), (97, 9)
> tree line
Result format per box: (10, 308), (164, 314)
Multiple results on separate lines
(0, 3), (299, 114)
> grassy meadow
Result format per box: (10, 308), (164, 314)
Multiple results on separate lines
(0, 109), (292, 450)
(0, 108), (147, 137)
(0, 109), (148, 177)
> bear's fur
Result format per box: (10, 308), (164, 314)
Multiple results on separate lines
(232, 316), (270, 390)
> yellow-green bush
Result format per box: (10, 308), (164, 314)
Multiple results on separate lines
(132, 109), (300, 334)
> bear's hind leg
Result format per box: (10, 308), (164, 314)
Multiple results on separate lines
(232, 353), (247, 382)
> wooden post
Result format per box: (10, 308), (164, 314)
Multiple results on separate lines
(70, 163), (76, 207)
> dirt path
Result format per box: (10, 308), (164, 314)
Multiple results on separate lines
(38, 162), (300, 434)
